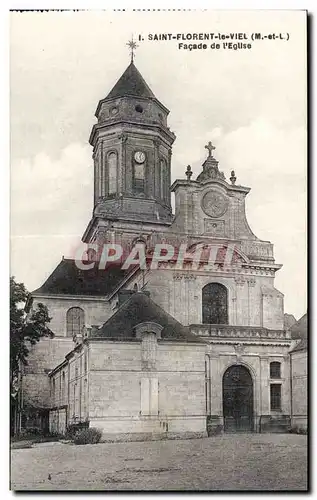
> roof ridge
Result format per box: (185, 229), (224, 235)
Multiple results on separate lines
(99, 290), (148, 328)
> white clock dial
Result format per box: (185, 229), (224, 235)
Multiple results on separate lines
(134, 151), (146, 164)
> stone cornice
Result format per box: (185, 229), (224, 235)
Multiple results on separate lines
(207, 340), (292, 347)
(170, 178), (250, 194)
(89, 119), (175, 146)
(242, 263), (282, 272)
(31, 292), (108, 302)
(190, 324), (291, 340)
(95, 95), (170, 118)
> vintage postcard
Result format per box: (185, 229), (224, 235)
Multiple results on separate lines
(10, 9), (307, 491)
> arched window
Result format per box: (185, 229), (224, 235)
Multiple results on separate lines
(160, 158), (166, 201)
(108, 152), (118, 195)
(270, 361), (281, 379)
(202, 283), (228, 324)
(133, 154), (145, 193)
(66, 307), (85, 338)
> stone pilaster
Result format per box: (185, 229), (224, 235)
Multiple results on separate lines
(234, 276), (247, 325)
(135, 322), (163, 417)
(153, 138), (159, 201)
(119, 133), (128, 194)
(247, 278), (256, 326)
(260, 356), (270, 415)
(167, 149), (172, 207)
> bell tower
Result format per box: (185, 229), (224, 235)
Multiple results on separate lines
(83, 47), (176, 246)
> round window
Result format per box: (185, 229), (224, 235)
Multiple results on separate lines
(135, 104), (143, 113)
(110, 107), (119, 116)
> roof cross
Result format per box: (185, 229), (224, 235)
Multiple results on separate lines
(205, 141), (216, 157)
(126, 36), (139, 63)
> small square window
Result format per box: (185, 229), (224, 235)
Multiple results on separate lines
(270, 362), (281, 379)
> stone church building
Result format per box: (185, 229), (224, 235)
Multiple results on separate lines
(21, 59), (305, 439)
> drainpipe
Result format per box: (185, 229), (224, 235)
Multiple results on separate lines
(290, 352), (293, 426)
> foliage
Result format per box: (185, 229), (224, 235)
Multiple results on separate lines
(11, 440), (33, 449)
(65, 423), (89, 440)
(72, 427), (102, 445)
(207, 424), (223, 436)
(10, 276), (54, 383)
(19, 427), (43, 437)
(11, 429), (64, 444)
(289, 425), (307, 435)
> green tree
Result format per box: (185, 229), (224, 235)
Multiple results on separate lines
(10, 276), (53, 383)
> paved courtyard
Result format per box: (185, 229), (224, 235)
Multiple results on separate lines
(11, 433), (308, 491)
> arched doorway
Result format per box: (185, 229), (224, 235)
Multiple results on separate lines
(223, 365), (254, 432)
(202, 283), (228, 324)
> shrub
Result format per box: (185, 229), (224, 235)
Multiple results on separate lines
(11, 440), (33, 449)
(65, 422), (89, 440)
(73, 427), (102, 445)
(19, 427), (43, 437)
(33, 432), (64, 443)
(289, 425), (308, 435)
(207, 424), (223, 436)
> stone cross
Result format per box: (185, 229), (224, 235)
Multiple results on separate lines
(126, 37), (139, 63)
(205, 141), (216, 157)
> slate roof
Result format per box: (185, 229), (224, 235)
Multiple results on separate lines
(290, 313), (307, 352)
(95, 292), (203, 343)
(284, 313), (297, 330)
(32, 259), (128, 297)
(105, 62), (156, 100)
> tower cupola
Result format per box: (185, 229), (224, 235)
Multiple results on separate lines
(88, 60), (176, 225)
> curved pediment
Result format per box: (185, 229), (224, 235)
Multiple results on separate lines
(186, 242), (250, 266)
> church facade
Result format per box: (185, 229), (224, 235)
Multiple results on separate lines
(21, 59), (300, 439)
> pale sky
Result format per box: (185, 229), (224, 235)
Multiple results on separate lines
(10, 10), (307, 319)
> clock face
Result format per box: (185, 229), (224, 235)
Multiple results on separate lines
(201, 190), (228, 218)
(134, 151), (146, 164)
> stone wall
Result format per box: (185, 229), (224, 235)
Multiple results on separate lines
(22, 337), (73, 408)
(22, 295), (111, 413)
(171, 182), (255, 240)
(49, 408), (67, 435)
(205, 341), (291, 432)
(290, 350), (307, 430)
(126, 269), (284, 330)
(30, 296), (112, 337)
(87, 339), (207, 437)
